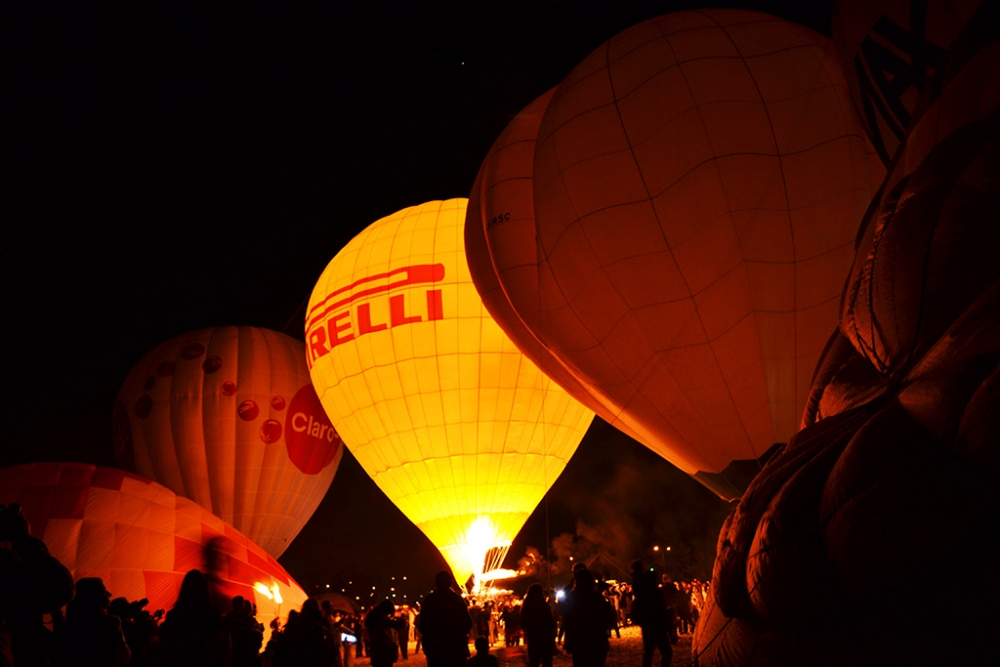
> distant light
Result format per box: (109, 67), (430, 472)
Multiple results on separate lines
(403, 577), (407, 581)
(349, 581), (353, 585)
(392, 577), (395, 581)
(341, 589), (345, 592)
(392, 594), (396, 598)
(568, 556), (574, 561)
(326, 584), (330, 588)
(666, 547), (672, 551)
(653, 546), (659, 552)
(391, 588), (395, 592)
(555, 590), (565, 601)
(461, 61), (465, 65)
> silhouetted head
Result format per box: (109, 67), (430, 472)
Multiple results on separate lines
(365, 598), (395, 628)
(77, 577), (111, 603)
(572, 562), (587, 573)
(475, 636), (490, 654)
(630, 559), (644, 577)
(301, 598), (323, 623)
(67, 578), (111, 619)
(173, 569), (213, 614)
(434, 570), (454, 591)
(572, 568), (596, 592)
(109, 597), (133, 620)
(231, 595), (245, 612)
(524, 583), (544, 605)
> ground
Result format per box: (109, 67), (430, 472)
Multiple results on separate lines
(348, 626), (692, 667)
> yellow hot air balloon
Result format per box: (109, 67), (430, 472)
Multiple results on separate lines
(307, 199), (594, 587)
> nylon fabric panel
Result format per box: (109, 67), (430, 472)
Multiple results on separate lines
(831, 0), (984, 167)
(464, 89), (656, 449)
(0, 463), (307, 645)
(308, 199), (593, 585)
(115, 326), (342, 557)
(842, 119), (1000, 376)
(524, 10), (871, 491)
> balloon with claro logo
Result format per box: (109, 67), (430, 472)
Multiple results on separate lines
(114, 326), (342, 557)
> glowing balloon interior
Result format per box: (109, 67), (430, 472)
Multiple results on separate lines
(307, 199), (594, 586)
(115, 326), (343, 557)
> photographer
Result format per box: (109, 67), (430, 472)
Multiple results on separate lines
(110, 596), (162, 667)
(1, 502), (75, 666)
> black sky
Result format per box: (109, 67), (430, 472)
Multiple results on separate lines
(2, 0), (832, 598)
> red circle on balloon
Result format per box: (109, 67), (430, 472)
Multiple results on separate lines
(181, 343), (205, 360)
(284, 384), (340, 475)
(271, 396), (286, 411)
(222, 382), (237, 397)
(238, 400), (259, 421)
(260, 420), (282, 444)
(144, 376), (156, 391)
(202, 356), (223, 374)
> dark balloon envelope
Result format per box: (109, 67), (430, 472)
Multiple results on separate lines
(468, 9), (874, 500)
(465, 88), (655, 450)
(695, 3), (1000, 663)
(832, 0), (984, 168)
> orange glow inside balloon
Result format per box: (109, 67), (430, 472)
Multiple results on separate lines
(307, 199), (593, 586)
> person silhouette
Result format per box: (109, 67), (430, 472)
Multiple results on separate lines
(54, 577), (130, 667)
(366, 598), (406, 667)
(629, 560), (671, 667)
(561, 568), (615, 667)
(419, 571), (473, 667)
(520, 584), (556, 667)
(467, 636), (498, 667)
(158, 570), (226, 667)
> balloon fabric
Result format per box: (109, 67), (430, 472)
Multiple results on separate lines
(115, 326), (343, 557)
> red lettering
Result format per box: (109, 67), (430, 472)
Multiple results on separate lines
(427, 289), (443, 321)
(308, 327), (329, 365)
(390, 294), (421, 326)
(306, 263), (447, 331)
(328, 311), (354, 348)
(357, 303), (387, 335)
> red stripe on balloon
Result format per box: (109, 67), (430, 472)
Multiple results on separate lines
(305, 263), (445, 329)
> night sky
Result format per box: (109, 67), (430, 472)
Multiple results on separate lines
(3, 0), (833, 601)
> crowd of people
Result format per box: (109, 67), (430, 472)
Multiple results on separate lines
(3, 501), (706, 667)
